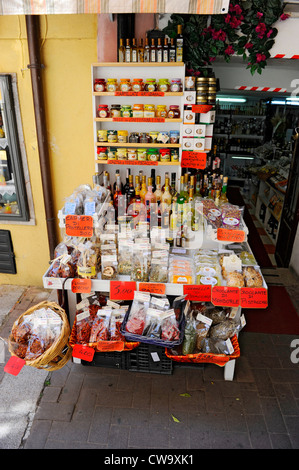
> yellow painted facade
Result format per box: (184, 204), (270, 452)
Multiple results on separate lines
(0, 14), (98, 286)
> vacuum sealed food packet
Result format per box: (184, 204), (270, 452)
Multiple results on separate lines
(201, 337), (235, 355)
(89, 309), (111, 342)
(202, 199), (222, 228)
(221, 203), (244, 229)
(143, 308), (164, 339)
(101, 254), (118, 280)
(242, 266), (264, 287)
(149, 259), (168, 283)
(76, 308), (94, 344)
(109, 309), (126, 341)
(77, 240), (100, 279)
(195, 312), (212, 351)
(125, 291), (150, 335)
(118, 239), (134, 275)
(130, 243), (151, 282)
(182, 310), (197, 355)
(161, 309), (180, 342)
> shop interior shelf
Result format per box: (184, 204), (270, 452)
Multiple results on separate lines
(96, 160), (180, 165)
(94, 117), (182, 123)
(95, 142), (181, 148)
(93, 92), (184, 96)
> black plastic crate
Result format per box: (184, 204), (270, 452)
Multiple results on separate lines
(126, 343), (173, 375)
(81, 350), (128, 369)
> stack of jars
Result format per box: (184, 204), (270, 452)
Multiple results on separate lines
(97, 146), (179, 163)
(97, 130), (180, 144)
(94, 77), (183, 93)
(196, 77), (217, 106)
(97, 103), (181, 119)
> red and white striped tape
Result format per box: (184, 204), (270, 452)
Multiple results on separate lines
(235, 86), (287, 92)
(273, 54), (299, 59)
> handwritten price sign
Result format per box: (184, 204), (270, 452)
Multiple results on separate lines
(110, 281), (136, 301)
(65, 215), (93, 238)
(217, 228), (246, 243)
(183, 284), (212, 302)
(72, 344), (95, 362)
(4, 356), (26, 376)
(211, 286), (240, 307)
(139, 282), (166, 295)
(71, 278), (92, 294)
(181, 151), (207, 169)
(240, 287), (268, 308)
(115, 91), (164, 97)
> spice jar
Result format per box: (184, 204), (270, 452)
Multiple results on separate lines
(121, 105), (132, 118)
(170, 78), (182, 92)
(107, 130), (117, 143)
(156, 105), (168, 118)
(159, 148), (171, 162)
(147, 148), (159, 161)
(120, 79), (131, 92)
(144, 104), (155, 117)
(94, 79), (106, 92)
(149, 131), (159, 143)
(117, 130), (128, 143)
(97, 105), (109, 118)
(110, 104), (121, 118)
(139, 132), (150, 143)
(97, 147), (108, 160)
(107, 147), (117, 160)
(97, 129), (108, 142)
(168, 105), (180, 119)
(137, 148), (147, 161)
(171, 148), (179, 162)
(116, 148), (127, 160)
(131, 78), (144, 92)
(158, 79), (170, 92)
(106, 78), (118, 92)
(129, 132), (139, 143)
(127, 148), (138, 160)
(144, 79), (157, 92)
(169, 130), (180, 143)
(132, 104), (144, 118)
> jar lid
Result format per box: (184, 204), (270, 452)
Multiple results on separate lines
(169, 105), (179, 108)
(98, 104), (108, 107)
(146, 78), (156, 82)
(97, 147), (107, 151)
(133, 78), (143, 81)
(120, 78), (130, 81)
(111, 104), (121, 107)
(171, 78), (181, 82)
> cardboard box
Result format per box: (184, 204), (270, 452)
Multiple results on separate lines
(182, 124), (194, 137)
(193, 137), (205, 151)
(199, 110), (216, 124)
(182, 137), (194, 150)
(205, 137), (212, 151)
(183, 91), (196, 105)
(194, 124), (206, 138)
(205, 124), (214, 137)
(183, 109), (196, 124)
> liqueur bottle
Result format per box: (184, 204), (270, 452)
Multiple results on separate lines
(131, 38), (138, 62)
(150, 38), (156, 62)
(163, 37), (169, 62)
(125, 38), (131, 62)
(144, 37), (150, 62)
(138, 38), (144, 62)
(169, 38), (176, 62)
(118, 38), (125, 62)
(157, 37), (163, 63)
(176, 25), (183, 62)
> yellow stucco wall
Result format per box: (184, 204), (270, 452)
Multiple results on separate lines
(0, 14), (97, 286)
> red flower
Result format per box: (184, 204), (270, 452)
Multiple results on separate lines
(212, 29), (227, 41)
(225, 45), (235, 56)
(280, 13), (290, 20)
(245, 42), (254, 49)
(230, 16), (242, 28)
(225, 14), (231, 24)
(267, 29), (273, 38)
(255, 22), (267, 38)
(256, 53), (266, 63)
(229, 4), (242, 15)
(209, 57), (216, 62)
(256, 12), (263, 19)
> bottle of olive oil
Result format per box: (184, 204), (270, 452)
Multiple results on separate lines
(118, 38), (125, 62)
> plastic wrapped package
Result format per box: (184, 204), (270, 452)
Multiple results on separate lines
(161, 309), (180, 342)
(201, 337), (234, 355)
(242, 266), (263, 287)
(118, 239), (134, 275)
(76, 309), (94, 344)
(101, 254), (118, 280)
(195, 313), (212, 351)
(226, 271), (245, 287)
(181, 311), (197, 355)
(89, 309), (111, 342)
(209, 318), (239, 340)
(130, 243), (151, 282)
(239, 251), (256, 266)
(221, 203), (244, 229)
(109, 309), (126, 341)
(77, 240), (100, 279)
(125, 292), (150, 335)
(150, 295), (170, 312)
(149, 259), (168, 283)
(202, 199), (222, 228)
(143, 308), (164, 339)
(168, 254), (194, 285)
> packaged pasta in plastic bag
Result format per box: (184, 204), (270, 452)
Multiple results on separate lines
(125, 291), (150, 335)
(89, 309), (111, 342)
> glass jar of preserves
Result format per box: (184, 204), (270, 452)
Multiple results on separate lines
(185, 76), (196, 91)
(132, 104), (144, 118)
(149, 131), (159, 143)
(156, 105), (168, 118)
(196, 95), (208, 105)
(97, 105), (109, 118)
(147, 148), (159, 161)
(117, 130), (128, 143)
(169, 130), (180, 143)
(144, 104), (155, 117)
(97, 129), (108, 142)
(171, 148), (179, 162)
(94, 79), (106, 92)
(139, 132), (150, 143)
(170, 78), (182, 92)
(131, 78), (144, 92)
(167, 105), (180, 119)
(107, 147), (117, 160)
(120, 79), (131, 92)
(159, 148), (171, 162)
(158, 79), (170, 92)
(97, 147), (108, 160)
(116, 148), (127, 160)
(121, 105), (132, 117)
(129, 132), (139, 143)
(137, 148), (147, 161)
(107, 130), (117, 143)
(106, 78), (118, 92)
(110, 104), (121, 118)
(144, 79), (157, 92)
(127, 148), (138, 160)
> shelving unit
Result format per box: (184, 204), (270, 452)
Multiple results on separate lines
(254, 179), (284, 244)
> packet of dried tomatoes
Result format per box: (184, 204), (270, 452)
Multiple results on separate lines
(109, 309), (126, 341)
(76, 308), (93, 344)
(89, 310), (111, 343)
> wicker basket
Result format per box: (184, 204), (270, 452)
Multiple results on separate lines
(8, 300), (72, 371)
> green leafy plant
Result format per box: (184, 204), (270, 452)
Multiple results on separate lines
(163, 0), (289, 75)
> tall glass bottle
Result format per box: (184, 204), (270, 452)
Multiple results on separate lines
(150, 38), (156, 62)
(125, 38), (131, 62)
(145, 177), (156, 222)
(144, 37), (150, 62)
(176, 25), (183, 62)
(113, 173), (123, 217)
(163, 37), (169, 62)
(118, 38), (125, 62)
(161, 177), (172, 228)
(169, 37), (176, 62)
(219, 176), (228, 205)
(154, 175), (163, 204)
(138, 38), (144, 62)
(127, 174), (135, 207)
(156, 37), (163, 63)
(140, 175), (147, 203)
(183, 173), (189, 200)
(123, 168), (130, 196)
(131, 38), (138, 62)
(170, 172), (178, 202)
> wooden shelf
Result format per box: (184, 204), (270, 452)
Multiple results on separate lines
(96, 160), (180, 166)
(92, 62), (184, 67)
(94, 117), (182, 123)
(95, 142), (181, 148)
(93, 91), (184, 96)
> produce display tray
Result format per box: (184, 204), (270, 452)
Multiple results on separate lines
(126, 343), (173, 375)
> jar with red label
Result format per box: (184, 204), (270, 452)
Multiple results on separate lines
(159, 148), (171, 162)
(97, 105), (109, 118)
(170, 79), (182, 92)
(144, 79), (157, 92)
(94, 79), (106, 92)
(168, 105), (180, 119)
(131, 79), (144, 92)
(97, 147), (108, 160)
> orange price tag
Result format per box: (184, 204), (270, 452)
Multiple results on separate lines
(112, 117), (165, 123)
(110, 281), (136, 301)
(191, 104), (213, 113)
(72, 344), (95, 362)
(65, 215), (93, 238)
(181, 151), (207, 169)
(217, 228), (245, 243)
(96, 340), (124, 352)
(240, 287), (268, 309)
(211, 286), (240, 307)
(115, 91), (164, 97)
(4, 356), (26, 376)
(107, 160), (158, 166)
(71, 278), (92, 294)
(183, 284), (212, 302)
(139, 282), (166, 295)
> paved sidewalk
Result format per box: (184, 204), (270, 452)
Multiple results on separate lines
(0, 285), (298, 450)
